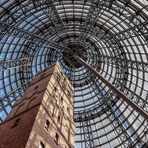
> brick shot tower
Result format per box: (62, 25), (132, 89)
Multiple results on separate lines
(0, 62), (75, 148)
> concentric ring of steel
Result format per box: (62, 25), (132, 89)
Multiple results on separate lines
(0, 0), (148, 147)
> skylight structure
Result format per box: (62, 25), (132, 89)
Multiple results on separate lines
(0, 0), (148, 147)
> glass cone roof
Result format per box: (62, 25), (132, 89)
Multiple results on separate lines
(0, 0), (148, 147)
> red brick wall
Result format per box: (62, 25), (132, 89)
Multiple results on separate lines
(0, 66), (51, 148)
(0, 105), (40, 148)
(0, 63), (75, 148)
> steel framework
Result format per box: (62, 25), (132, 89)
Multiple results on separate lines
(75, 55), (148, 120)
(0, 0), (148, 147)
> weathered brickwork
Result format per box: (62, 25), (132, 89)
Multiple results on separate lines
(0, 62), (75, 148)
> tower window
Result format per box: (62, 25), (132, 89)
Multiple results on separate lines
(11, 118), (20, 128)
(35, 85), (38, 90)
(67, 107), (70, 113)
(62, 83), (66, 89)
(54, 133), (59, 145)
(54, 87), (57, 92)
(58, 115), (61, 122)
(45, 120), (50, 131)
(61, 97), (63, 103)
(56, 74), (61, 82)
(52, 112), (54, 117)
(39, 142), (45, 148)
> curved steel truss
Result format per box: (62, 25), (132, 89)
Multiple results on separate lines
(0, 0), (148, 147)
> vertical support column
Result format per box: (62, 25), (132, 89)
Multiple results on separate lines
(106, 107), (134, 147)
(81, 114), (94, 148)
(74, 55), (148, 120)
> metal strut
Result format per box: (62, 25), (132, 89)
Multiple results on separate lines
(0, 20), (70, 52)
(32, 0), (64, 30)
(74, 55), (148, 120)
(0, 58), (31, 71)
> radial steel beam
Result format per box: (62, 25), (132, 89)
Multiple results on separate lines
(0, 58), (31, 71)
(74, 55), (148, 120)
(0, 80), (32, 112)
(31, 0), (69, 51)
(97, 55), (148, 72)
(32, 0), (64, 30)
(81, 117), (94, 148)
(79, 0), (110, 41)
(82, 48), (148, 72)
(106, 107), (133, 147)
(0, 20), (70, 52)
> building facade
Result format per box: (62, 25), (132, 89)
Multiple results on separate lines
(0, 62), (75, 148)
